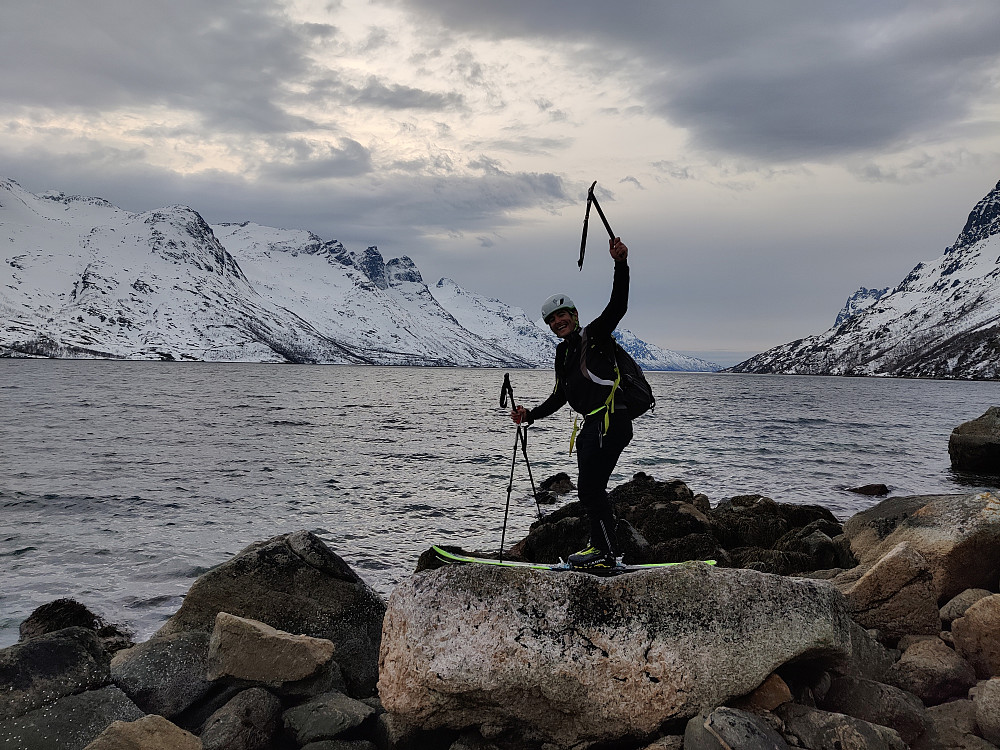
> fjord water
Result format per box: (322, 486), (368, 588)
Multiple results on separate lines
(2, 360), (998, 646)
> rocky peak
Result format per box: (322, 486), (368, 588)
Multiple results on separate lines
(386, 256), (423, 287)
(949, 179), (1000, 253)
(142, 206), (246, 280)
(332, 245), (388, 289)
(834, 286), (890, 327)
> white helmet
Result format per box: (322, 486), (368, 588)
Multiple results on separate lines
(541, 293), (576, 322)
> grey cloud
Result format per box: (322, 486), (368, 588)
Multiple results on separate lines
(1, 0), (315, 134)
(347, 77), (465, 110)
(470, 135), (574, 156)
(258, 138), (373, 180)
(391, 0), (1000, 163)
(2, 144), (567, 242)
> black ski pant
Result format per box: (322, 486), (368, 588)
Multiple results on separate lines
(576, 410), (633, 555)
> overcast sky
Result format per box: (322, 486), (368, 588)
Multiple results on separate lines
(4, 1), (1000, 365)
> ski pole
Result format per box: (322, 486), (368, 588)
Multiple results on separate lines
(499, 374), (519, 562)
(578, 180), (616, 271)
(498, 374), (543, 563)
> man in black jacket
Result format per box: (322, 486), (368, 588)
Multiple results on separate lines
(510, 237), (632, 569)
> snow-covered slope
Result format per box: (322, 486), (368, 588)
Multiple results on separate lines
(213, 223), (528, 366)
(0, 176), (715, 369)
(612, 328), (721, 372)
(432, 278), (558, 366)
(732, 179), (1000, 379)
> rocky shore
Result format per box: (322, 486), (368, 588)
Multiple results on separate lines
(3, 410), (999, 750)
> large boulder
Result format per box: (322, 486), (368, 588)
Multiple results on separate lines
(842, 492), (1000, 602)
(379, 563), (891, 749)
(0, 626), (110, 722)
(155, 531), (386, 697)
(949, 407), (1000, 475)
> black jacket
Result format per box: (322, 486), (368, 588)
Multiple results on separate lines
(528, 259), (629, 422)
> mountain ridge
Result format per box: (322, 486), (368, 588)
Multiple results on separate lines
(731, 178), (1000, 379)
(0, 177), (718, 371)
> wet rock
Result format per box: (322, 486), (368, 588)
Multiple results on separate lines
(155, 531), (386, 697)
(379, 563), (890, 749)
(83, 714), (200, 750)
(818, 675), (928, 746)
(683, 706), (790, 749)
(110, 631), (213, 718)
(776, 703), (907, 750)
(942, 589), (995, 627)
(282, 691), (375, 746)
(842, 542), (941, 639)
(843, 491), (1000, 601)
(773, 519), (845, 570)
(505, 501), (589, 563)
(711, 495), (790, 550)
(849, 484), (890, 496)
(884, 637), (977, 705)
(648, 533), (729, 567)
(949, 407), (1000, 475)
(19, 599), (133, 655)
(0, 626), (110, 722)
(953, 594), (1000, 678)
(729, 546), (814, 575)
(612, 474), (715, 547)
(539, 472), (574, 494)
(199, 687), (282, 750)
(0, 685), (144, 750)
(206, 612), (336, 683)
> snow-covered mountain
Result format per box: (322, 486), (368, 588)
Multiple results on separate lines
(732, 179), (1000, 379)
(0, 177), (715, 370)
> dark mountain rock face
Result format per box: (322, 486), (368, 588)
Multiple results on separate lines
(950, 179), (1000, 253)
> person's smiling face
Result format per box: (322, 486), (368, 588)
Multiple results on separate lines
(546, 309), (578, 338)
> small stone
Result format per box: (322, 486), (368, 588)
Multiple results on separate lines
(282, 691), (375, 746)
(975, 678), (1000, 745)
(953, 594), (1000, 679)
(885, 637), (977, 705)
(83, 714), (201, 750)
(206, 612), (336, 683)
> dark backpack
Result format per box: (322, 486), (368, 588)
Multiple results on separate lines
(612, 343), (655, 417)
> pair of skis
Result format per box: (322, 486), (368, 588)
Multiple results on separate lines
(432, 545), (716, 575)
